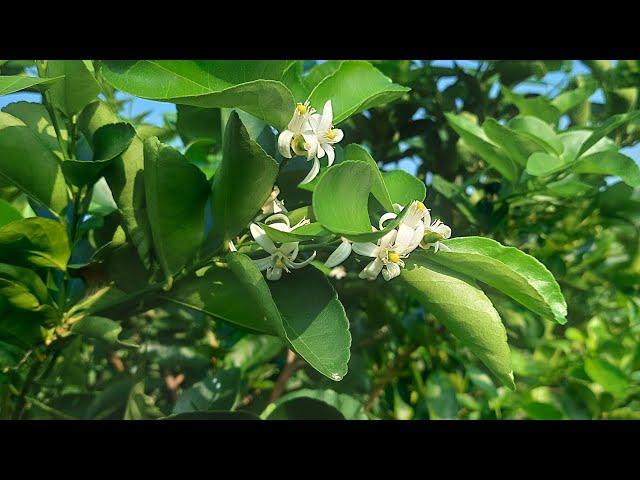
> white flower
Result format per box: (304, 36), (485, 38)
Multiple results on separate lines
(329, 265), (347, 280)
(420, 210), (452, 253)
(249, 213), (316, 281)
(352, 200), (429, 282)
(277, 101), (317, 160)
(255, 185), (287, 222)
(324, 237), (353, 268)
(300, 100), (344, 185)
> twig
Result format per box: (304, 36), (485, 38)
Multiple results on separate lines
(270, 350), (298, 402)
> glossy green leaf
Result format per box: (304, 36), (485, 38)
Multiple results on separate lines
(0, 75), (62, 97)
(176, 104), (222, 145)
(124, 380), (164, 420)
(45, 60), (101, 118)
(308, 60), (410, 124)
(573, 151), (640, 187)
(502, 88), (560, 124)
(262, 389), (367, 420)
(577, 110), (640, 157)
(425, 371), (459, 419)
(71, 315), (133, 346)
(173, 368), (241, 414)
(584, 358), (629, 398)
(0, 217), (70, 271)
(0, 112), (68, 214)
(400, 252), (514, 389)
(425, 236), (567, 324)
(2, 101), (67, 158)
(144, 137), (210, 277)
(382, 169), (426, 205)
(445, 112), (518, 181)
(551, 79), (597, 114)
(210, 111), (279, 245)
(526, 152), (566, 177)
(62, 122), (136, 187)
(345, 143), (394, 211)
(508, 116), (564, 155)
(0, 198), (21, 227)
(228, 253), (351, 381)
(78, 101), (152, 267)
(483, 117), (544, 167)
(100, 60), (295, 129)
(259, 222), (330, 244)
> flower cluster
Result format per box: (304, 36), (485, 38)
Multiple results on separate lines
(278, 100), (344, 184)
(324, 201), (452, 282)
(249, 213), (317, 281)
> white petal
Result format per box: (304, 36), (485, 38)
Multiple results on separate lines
(250, 223), (277, 254)
(331, 128), (344, 143)
(277, 130), (294, 158)
(319, 100), (333, 132)
(266, 266), (283, 281)
(359, 258), (384, 280)
(286, 250), (316, 269)
(300, 157), (321, 185)
(325, 144), (335, 165)
(227, 240), (237, 252)
(379, 212), (397, 230)
(379, 229), (398, 250)
(307, 113), (321, 132)
(405, 221), (425, 253)
(325, 240), (352, 268)
(437, 242), (451, 252)
(280, 242), (299, 256)
(316, 142), (326, 159)
(394, 223), (416, 253)
(301, 132), (319, 160)
(254, 256), (273, 271)
(352, 242), (379, 257)
(382, 262), (401, 281)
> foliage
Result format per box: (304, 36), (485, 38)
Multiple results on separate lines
(0, 59), (638, 420)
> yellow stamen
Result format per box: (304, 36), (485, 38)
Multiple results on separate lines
(275, 258), (286, 269)
(416, 201), (426, 211)
(388, 252), (401, 263)
(296, 103), (307, 115)
(325, 129), (337, 140)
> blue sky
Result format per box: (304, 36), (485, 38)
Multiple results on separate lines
(2, 60), (638, 170)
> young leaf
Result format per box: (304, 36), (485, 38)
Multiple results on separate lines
(502, 88), (561, 124)
(425, 236), (568, 324)
(210, 111), (279, 245)
(573, 151), (640, 187)
(382, 169), (427, 205)
(508, 115), (564, 155)
(584, 357), (629, 398)
(577, 110), (640, 157)
(0, 112), (69, 214)
(71, 315), (135, 346)
(400, 253), (515, 389)
(45, 60), (101, 118)
(100, 60), (295, 129)
(143, 137), (210, 277)
(0, 218), (70, 271)
(483, 117), (544, 167)
(262, 389), (367, 420)
(0, 198), (21, 227)
(445, 112), (519, 182)
(0, 75), (63, 97)
(345, 144), (394, 211)
(308, 60), (410, 124)
(259, 222), (330, 243)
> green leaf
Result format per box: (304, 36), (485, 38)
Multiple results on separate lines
(502, 87), (561, 124)
(176, 105), (222, 145)
(551, 78), (597, 114)
(71, 315), (134, 346)
(400, 252), (514, 389)
(100, 60), (295, 129)
(45, 60), (100, 118)
(228, 253), (351, 381)
(345, 144), (394, 211)
(577, 110), (640, 157)
(0, 263), (50, 305)
(259, 222), (330, 243)
(483, 117), (544, 167)
(262, 389), (367, 420)
(382, 169), (426, 205)
(508, 115), (564, 155)
(0, 75), (63, 97)
(62, 122), (136, 187)
(78, 101), (152, 267)
(124, 380), (164, 420)
(425, 371), (459, 419)
(164, 411), (259, 420)
(522, 401), (564, 420)
(445, 113), (519, 182)
(173, 368), (241, 414)
(584, 357), (629, 398)
(2, 101), (67, 158)
(0, 198), (21, 227)
(526, 152), (566, 177)
(0, 112), (69, 214)
(308, 60), (410, 124)
(210, 111), (279, 245)
(144, 137), (210, 277)
(573, 151), (640, 187)
(0, 218), (70, 271)
(426, 236), (567, 324)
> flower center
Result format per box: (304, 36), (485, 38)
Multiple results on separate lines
(274, 257), (286, 269)
(388, 252), (401, 263)
(416, 201), (426, 212)
(325, 129), (337, 140)
(296, 103), (307, 115)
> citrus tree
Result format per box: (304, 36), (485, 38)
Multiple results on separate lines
(0, 59), (638, 419)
